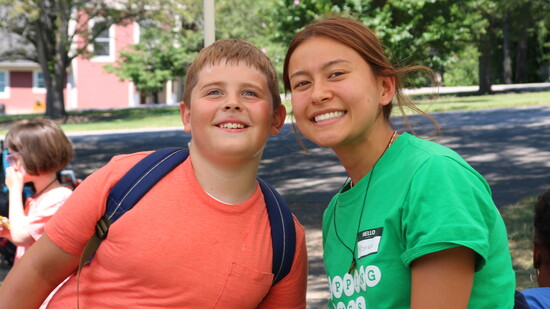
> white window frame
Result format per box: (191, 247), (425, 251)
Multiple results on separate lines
(0, 71), (10, 99)
(89, 20), (115, 62)
(32, 71), (46, 94)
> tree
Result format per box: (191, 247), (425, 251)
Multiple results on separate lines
(214, 0), (290, 84)
(105, 23), (201, 103)
(269, 0), (484, 87)
(0, 1), (160, 119)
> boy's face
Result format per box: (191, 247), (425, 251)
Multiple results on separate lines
(181, 61), (285, 162)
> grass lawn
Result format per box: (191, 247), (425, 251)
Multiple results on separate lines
(414, 90), (550, 113)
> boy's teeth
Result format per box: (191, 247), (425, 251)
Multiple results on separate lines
(219, 123), (245, 129)
(314, 111), (344, 122)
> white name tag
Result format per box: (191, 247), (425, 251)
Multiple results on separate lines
(357, 227), (383, 259)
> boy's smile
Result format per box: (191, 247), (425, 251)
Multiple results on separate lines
(181, 61), (284, 163)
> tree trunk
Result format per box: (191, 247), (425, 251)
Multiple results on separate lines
(47, 73), (67, 119)
(478, 35), (493, 94)
(515, 35), (528, 83)
(502, 16), (513, 84)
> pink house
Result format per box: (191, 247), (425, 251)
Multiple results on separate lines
(0, 22), (179, 115)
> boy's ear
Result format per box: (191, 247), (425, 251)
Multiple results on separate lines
(379, 76), (395, 106)
(271, 104), (286, 135)
(180, 102), (192, 133)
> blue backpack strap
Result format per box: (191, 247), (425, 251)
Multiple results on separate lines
(79, 147), (189, 266)
(257, 178), (296, 286)
(105, 147), (189, 224)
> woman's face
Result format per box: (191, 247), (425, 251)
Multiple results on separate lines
(287, 36), (394, 150)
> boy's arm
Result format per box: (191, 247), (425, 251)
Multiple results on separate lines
(258, 218), (308, 309)
(0, 233), (79, 308)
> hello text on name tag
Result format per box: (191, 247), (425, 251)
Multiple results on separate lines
(357, 227), (383, 259)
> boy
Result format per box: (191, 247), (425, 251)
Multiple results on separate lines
(0, 39), (308, 308)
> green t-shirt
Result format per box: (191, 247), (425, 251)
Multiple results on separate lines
(322, 133), (515, 309)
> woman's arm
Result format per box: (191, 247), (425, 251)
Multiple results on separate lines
(0, 233), (79, 308)
(410, 246), (475, 309)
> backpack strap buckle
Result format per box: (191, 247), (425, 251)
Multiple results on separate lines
(95, 216), (111, 240)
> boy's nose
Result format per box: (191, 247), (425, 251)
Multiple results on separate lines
(223, 100), (242, 111)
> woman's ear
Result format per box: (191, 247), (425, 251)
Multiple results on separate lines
(271, 104), (287, 135)
(379, 76), (395, 106)
(180, 102), (192, 133)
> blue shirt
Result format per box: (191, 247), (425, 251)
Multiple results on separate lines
(522, 287), (550, 309)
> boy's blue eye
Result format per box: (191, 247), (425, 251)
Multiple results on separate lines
(207, 90), (222, 96)
(243, 90), (257, 97)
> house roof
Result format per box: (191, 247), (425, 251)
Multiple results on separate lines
(0, 29), (39, 69)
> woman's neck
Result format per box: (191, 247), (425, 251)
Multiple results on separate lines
(334, 128), (397, 185)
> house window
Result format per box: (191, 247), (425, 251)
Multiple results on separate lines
(0, 71), (6, 93)
(34, 71), (45, 88)
(91, 21), (114, 61)
(0, 71), (9, 98)
(33, 71), (46, 93)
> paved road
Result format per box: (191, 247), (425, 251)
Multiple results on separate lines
(1, 105), (549, 308)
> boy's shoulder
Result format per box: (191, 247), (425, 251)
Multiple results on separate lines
(107, 151), (156, 168)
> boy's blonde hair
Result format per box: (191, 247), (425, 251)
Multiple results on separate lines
(183, 39), (281, 110)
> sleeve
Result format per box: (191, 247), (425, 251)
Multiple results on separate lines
(258, 215), (308, 309)
(400, 155), (497, 271)
(27, 189), (72, 241)
(45, 154), (144, 256)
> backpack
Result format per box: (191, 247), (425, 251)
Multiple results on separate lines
(78, 147), (296, 286)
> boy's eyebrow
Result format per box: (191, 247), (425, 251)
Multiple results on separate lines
(199, 80), (267, 92)
(289, 59), (351, 80)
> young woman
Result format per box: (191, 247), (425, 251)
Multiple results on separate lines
(284, 16), (516, 308)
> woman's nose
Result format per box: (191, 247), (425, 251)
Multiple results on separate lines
(311, 82), (331, 104)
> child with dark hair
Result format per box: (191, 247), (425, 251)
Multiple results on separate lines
(522, 189), (550, 308)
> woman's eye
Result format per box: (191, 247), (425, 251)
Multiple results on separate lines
(293, 80), (310, 89)
(329, 72), (344, 78)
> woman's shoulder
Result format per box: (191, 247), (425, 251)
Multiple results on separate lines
(400, 133), (461, 158)
(394, 133), (470, 170)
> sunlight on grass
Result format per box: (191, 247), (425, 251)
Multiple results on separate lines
(414, 91), (550, 113)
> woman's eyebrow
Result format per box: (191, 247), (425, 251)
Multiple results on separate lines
(289, 59), (351, 80)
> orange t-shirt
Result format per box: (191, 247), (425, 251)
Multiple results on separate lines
(45, 152), (307, 308)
